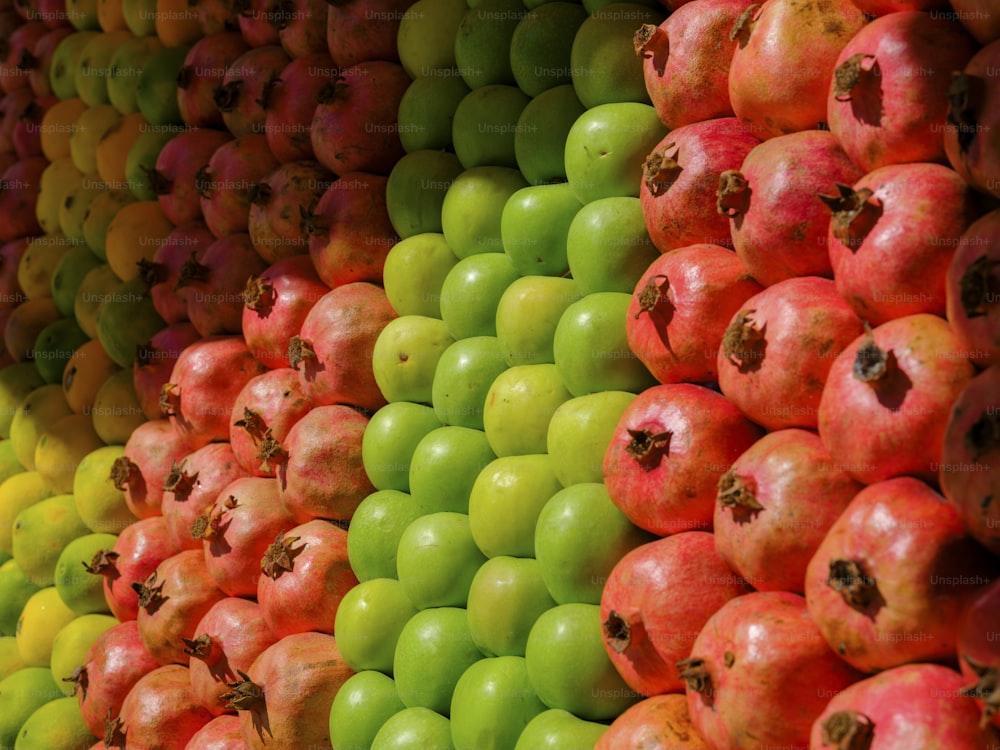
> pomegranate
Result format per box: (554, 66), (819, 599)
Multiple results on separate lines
(276, 403), (375, 523)
(679, 591), (864, 750)
(827, 11), (978, 172)
(288, 281), (398, 411)
(958, 578), (1000, 730)
(177, 32), (251, 129)
(603, 382), (765, 536)
(240, 254), (328, 369)
(160, 441), (249, 553)
(325, 0), (411, 68)
(945, 38), (1000, 201)
(195, 475), (297, 597)
(306, 172), (398, 288)
(270, 0), (326, 57)
(805, 476), (1000, 673)
(940, 363), (1000, 556)
(139, 221), (216, 326)
(262, 52), (334, 162)
(132, 322), (203, 421)
(183, 714), (245, 750)
(600, 531), (752, 697)
(134, 549), (228, 666)
(70, 620), (162, 740)
(105, 664), (215, 750)
(150, 127), (233, 226)
(233, 0), (281, 47)
(626, 243), (763, 385)
(256, 520), (358, 638)
(176, 232), (269, 336)
(718, 130), (865, 286)
(228, 367), (315, 476)
(714, 428), (863, 594)
(717, 277), (866, 430)
(817, 314), (977, 485)
(198, 134), (281, 239)
(634, 0), (755, 130)
(84, 516), (179, 623)
(0, 236), (27, 305)
(596, 693), (708, 750)
(195, 0), (242, 35)
(947, 0), (1000, 45)
(809, 663), (1000, 748)
(224, 631), (352, 750)
(159, 335), (269, 449)
(112, 417), (193, 519)
(640, 118), (760, 253)
(310, 59), (411, 176)
(12, 95), (55, 158)
(213, 45), (290, 137)
(0, 20), (47, 94)
(947, 209), (1000, 367)
(184, 597), (280, 716)
(824, 162), (980, 326)
(0, 155), (46, 242)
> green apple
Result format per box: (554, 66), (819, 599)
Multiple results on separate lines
(397, 0), (468, 79)
(50, 246), (103, 318)
(124, 128), (175, 200)
(566, 196), (660, 294)
(52, 532), (117, 615)
(564, 102), (668, 204)
(136, 44), (191, 126)
(68, 104), (121, 175)
(440, 166), (528, 259)
(386, 149), (465, 238)
(81, 189), (136, 258)
(408, 425), (497, 515)
(0, 560), (42, 637)
(467, 453), (562, 559)
(453, 0), (526, 89)
(569, 3), (664, 108)
(74, 30), (135, 107)
(438, 252), (520, 340)
(95, 276), (166, 368)
(107, 36), (165, 116)
(48, 31), (100, 100)
(334, 578), (420, 675)
(500, 181), (582, 277)
(482, 364), (572, 457)
(348, 490), (427, 582)
(58, 175), (105, 245)
(362, 402), (443, 492)
(524, 603), (642, 720)
(514, 84), (586, 186)
(451, 84), (531, 169)
(383, 232), (460, 318)
(431, 336), (509, 430)
(65, 0), (100, 30)
(397, 75), (471, 153)
(121, 0), (157, 37)
(329, 671), (407, 750)
(371, 706), (454, 750)
(552, 292), (658, 397)
(450, 656), (548, 750)
(32, 318), (89, 385)
(509, 2), (589, 97)
(466, 556), (556, 657)
(534, 483), (656, 604)
(545, 390), (636, 486)
(392, 606), (484, 714)
(0, 668), (63, 748)
(0, 363), (45, 439)
(371, 315), (455, 404)
(514, 708), (609, 749)
(495, 275), (582, 366)
(396, 511), (487, 609)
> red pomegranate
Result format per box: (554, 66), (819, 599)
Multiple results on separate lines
(198, 134), (281, 239)
(640, 118), (760, 253)
(84, 516), (179, 623)
(714, 428), (863, 594)
(945, 38), (1000, 201)
(159, 335), (269, 449)
(213, 45), (290, 138)
(325, 0), (410, 68)
(194, 0), (241, 35)
(718, 130), (864, 286)
(600, 531), (752, 697)
(947, 0), (1000, 45)
(270, 0), (326, 57)
(132, 322), (203, 421)
(817, 314), (977, 485)
(634, 0), (755, 130)
(596, 693), (708, 749)
(809, 663), (1000, 748)
(195, 475), (297, 597)
(160, 441), (249, 553)
(71, 620), (162, 740)
(105, 664), (215, 750)
(824, 162), (980, 326)
(958, 577), (1000, 730)
(177, 32), (251, 129)
(717, 276), (866, 430)
(805, 476), (1000, 673)
(139, 221), (215, 326)
(0, 21), (48, 94)
(940, 363), (1000, 556)
(233, 0), (280, 47)
(310, 59), (411, 176)
(228, 367), (314, 476)
(224, 631), (353, 750)
(0, 237), (27, 304)
(134, 549), (229, 666)
(947, 209), (1000, 368)
(149, 128), (233, 227)
(240, 254), (328, 370)
(182, 714), (245, 750)
(306, 172), (398, 288)
(680, 591), (863, 750)
(112, 417), (193, 519)
(0, 155), (46, 242)
(827, 11), (978, 172)
(626, 244), (764, 385)
(262, 52), (334, 162)
(256, 520), (358, 638)
(12, 94), (55, 158)
(289, 281), (398, 411)
(603, 382), (765, 536)
(183, 597), (280, 716)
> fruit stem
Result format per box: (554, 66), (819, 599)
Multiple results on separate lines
(241, 275), (274, 312)
(632, 23), (664, 57)
(676, 657), (713, 699)
(721, 309), (766, 372)
(818, 183), (880, 250)
(260, 531), (303, 579)
(820, 710), (875, 750)
(827, 559), (880, 612)
(729, 4), (760, 45)
(634, 274), (669, 318)
(625, 428), (672, 471)
(851, 322), (895, 385)
(960, 654), (1000, 729)
(222, 670), (267, 713)
(947, 72), (984, 154)
(642, 146), (682, 198)
(832, 53), (877, 102)
(109, 456), (140, 491)
(162, 459), (197, 497)
(175, 253), (212, 288)
(287, 336), (316, 370)
(965, 411), (999, 462)
(717, 170), (749, 217)
(958, 255), (1000, 320)
(717, 470), (763, 514)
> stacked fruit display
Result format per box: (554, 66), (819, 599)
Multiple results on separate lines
(0, 0), (995, 745)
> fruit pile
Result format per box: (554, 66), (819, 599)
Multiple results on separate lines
(0, 0), (996, 745)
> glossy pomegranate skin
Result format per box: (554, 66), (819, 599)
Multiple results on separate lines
(214, 45), (291, 138)
(596, 693), (708, 749)
(198, 134), (282, 240)
(262, 53), (334, 162)
(177, 32), (252, 129)
(108, 664), (215, 750)
(946, 209), (1000, 368)
(133, 323), (204, 422)
(114, 418), (192, 519)
(152, 128), (234, 226)
(142, 221), (216, 326)
(957, 577), (1000, 730)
